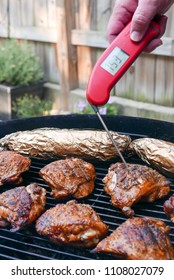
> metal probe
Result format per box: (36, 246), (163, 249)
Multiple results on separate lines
(91, 104), (128, 169)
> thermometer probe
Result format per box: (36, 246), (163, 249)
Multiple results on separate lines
(86, 20), (160, 166)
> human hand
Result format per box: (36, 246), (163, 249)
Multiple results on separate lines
(107, 0), (174, 52)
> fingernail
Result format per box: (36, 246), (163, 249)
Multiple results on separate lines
(131, 31), (142, 42)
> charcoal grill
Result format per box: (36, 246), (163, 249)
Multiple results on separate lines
(0, 114), (174, 260)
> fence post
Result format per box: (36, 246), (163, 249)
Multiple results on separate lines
(56, 0), (78, 112)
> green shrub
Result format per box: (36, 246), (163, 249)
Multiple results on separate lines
(12, 94), (52, 118)
(0, 40), (44, 86)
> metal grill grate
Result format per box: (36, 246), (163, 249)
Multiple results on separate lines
(0, 154), (174, 260)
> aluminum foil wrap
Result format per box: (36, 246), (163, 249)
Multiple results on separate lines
(129, 137), (174, 177)
(0, 128), (131, 161)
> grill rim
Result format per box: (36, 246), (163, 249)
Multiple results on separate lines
(1, 114), (174, 141)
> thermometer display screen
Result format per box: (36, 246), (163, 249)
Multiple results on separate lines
(101, 46), (129, 76)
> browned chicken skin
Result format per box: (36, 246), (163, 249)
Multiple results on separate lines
(103, 162), (170, 216)
(0, 183), (46, 231)
(94, 217), (174, 260)
(39, 157), (96, 199)
(164, 194), (174, 222)
(35, 200), (108, 247)
(0, 151), (31, 186)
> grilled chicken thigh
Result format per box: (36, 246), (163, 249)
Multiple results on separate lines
(0, 151), (31, 186)
(103, 162), (170, 216)
(0, 183), (46, 231)
(39, 157), (96, 199)
(35, 200), (108, 247)
(164, 194), (174, 222)
(94, 217), (174, 260)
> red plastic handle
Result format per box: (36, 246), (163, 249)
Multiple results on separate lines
(86, 20), (160, 106)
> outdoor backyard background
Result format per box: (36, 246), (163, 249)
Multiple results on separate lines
(0, 0), (174, 121)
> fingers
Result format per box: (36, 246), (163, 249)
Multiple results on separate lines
(143, 38), (163, 53)
(130, 0), (157, 41)
(130, 0), (168, 41)
(156, 15), (168, 37)
(107, 0), (137, 43)
(137, 15), (168, 53)
(107, 20), (126, 44)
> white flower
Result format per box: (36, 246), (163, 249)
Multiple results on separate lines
(99, 107), (107, 115)
(76, 100), (88, 111)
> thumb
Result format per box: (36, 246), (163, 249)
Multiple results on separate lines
(130, 1), (157, 41)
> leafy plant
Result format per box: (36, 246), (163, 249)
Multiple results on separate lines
(74, 98), (120, 115)
(0, 40), (44, 86)
(12, 94), (52, 118)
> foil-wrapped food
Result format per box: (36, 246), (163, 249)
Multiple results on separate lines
(129, 137), (174, 177)
(0, 128), (131, 161)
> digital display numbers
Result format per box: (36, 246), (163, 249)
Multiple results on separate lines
(101, 46), (130, 76)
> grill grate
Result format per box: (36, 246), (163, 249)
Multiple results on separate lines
(0, 154), (174, 260)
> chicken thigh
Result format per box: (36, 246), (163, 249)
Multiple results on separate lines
(103, 162), (170, 216)
(0, 183), (46, 231)
(94, 217), (174, 260)
(164, 194), (174, 222)
(35, 200), (108, 247)
(0, 151), (31, 186)
(39, 157), (96, 199)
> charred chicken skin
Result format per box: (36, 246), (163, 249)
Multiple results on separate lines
(39, 157), (96, 199)
(0, 151), (31, 186)
(35, 200), (108, 247)
(0, 183), (46, 231)
(103, 162), (170, 217)
(164, 194), (174, 222)
(94, 217), (174, 260)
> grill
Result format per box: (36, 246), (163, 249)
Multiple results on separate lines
(0, 114), (174, 260)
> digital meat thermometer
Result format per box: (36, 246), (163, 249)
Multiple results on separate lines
(86, 20), (160, 106)
(86, 20), (160, 166)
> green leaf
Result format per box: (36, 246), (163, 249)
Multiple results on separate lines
(0, 40), (44, 86)
(12, 94), (52, 118)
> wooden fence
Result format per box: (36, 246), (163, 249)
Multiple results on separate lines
(0, 0), (174, 117)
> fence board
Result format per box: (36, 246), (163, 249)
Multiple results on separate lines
(96, 0), (113, 31)
(10, 26), (57, 42)
(34, 0), (48, 27)
(115, 65), (135, 98)
(33, 42), (59, 84)
(0, 0), (8, 37)
(134, 55), (156, 103)
(9, 0), (21, 26)
(155, 56), (174, 106)
(47, 0), (57, 27)
(165, 7), (174, 37)
(46, 43), (60, 83)
(71, 29), (108, 48)
(71, 30), (174, 56)
(56, 0), (78, 110)
(21, 0), (34, 25)
(76, 0), (93, 89)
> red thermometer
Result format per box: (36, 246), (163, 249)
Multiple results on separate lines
(86, 20), (160, 106)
